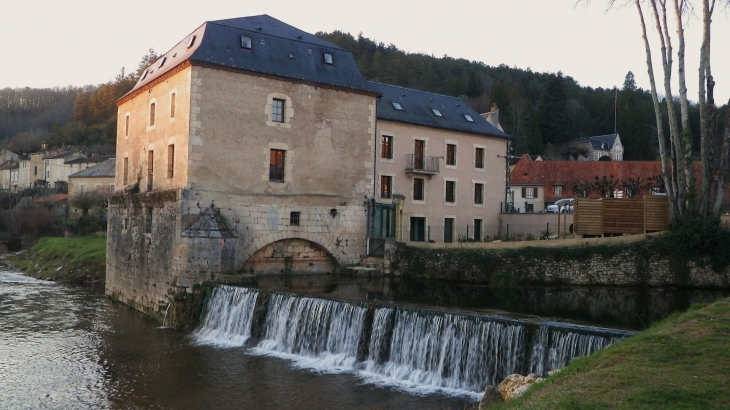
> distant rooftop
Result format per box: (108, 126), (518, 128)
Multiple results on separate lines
(69, 158), (115, 178)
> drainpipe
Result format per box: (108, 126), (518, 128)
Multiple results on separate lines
(367, 94), (381, 254)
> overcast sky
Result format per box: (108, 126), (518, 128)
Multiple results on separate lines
(2, 0), (728, 102)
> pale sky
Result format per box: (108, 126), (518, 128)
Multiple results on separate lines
(2, 0), (729, 102)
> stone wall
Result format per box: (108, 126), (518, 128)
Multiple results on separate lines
(390, 240), (730, 289)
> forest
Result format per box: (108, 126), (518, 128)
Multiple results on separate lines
(0, 33), (725, 161)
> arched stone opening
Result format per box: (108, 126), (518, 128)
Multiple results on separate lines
(241, 238), (336, 275)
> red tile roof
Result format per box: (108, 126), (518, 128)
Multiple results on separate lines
(510, 159), (729, 203)
(34, 194), (69, 204)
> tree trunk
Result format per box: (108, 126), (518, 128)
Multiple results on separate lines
(698, 0), (714, 216)
(636, 0), (677, 219)
(713, 99), (730, 214)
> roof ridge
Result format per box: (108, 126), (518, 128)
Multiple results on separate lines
(369, 81), (467, 101)
(208, 18), (349, 52)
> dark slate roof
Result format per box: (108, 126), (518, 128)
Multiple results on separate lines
(69, 158), (115, 178)
(66, 155), (114, 165)
(181, 207), (237, 238)
(371, 82), (511, 139)
(127, 15), (378, 97)
(587, 134), (617, 150)
(43, 150), (79, 160)
(0, 160), (18, 170)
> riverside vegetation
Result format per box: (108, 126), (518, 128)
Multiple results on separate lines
(489, 297), (730, 409)
(3, 235), (106, 287)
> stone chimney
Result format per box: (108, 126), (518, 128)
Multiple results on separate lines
(480, 103), (504, 132)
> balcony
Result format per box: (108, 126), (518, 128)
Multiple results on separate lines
(405, 154), (440, 175)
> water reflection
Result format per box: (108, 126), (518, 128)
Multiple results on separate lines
(253, 275), (730, 330)
(0, 269), (470, 410)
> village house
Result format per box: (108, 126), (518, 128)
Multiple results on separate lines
(568, 133), (624, 161)
(0, 160), (19, 191)
(372, 83), (509, 243)
(68, 158), (116, 218)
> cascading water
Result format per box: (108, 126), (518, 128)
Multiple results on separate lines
(195, 286), (633, 396)
(528, 325), (623, 376)
(194, 286), (259, 347)
(255, 293), (366, 370)
(365, 307), (525, 392)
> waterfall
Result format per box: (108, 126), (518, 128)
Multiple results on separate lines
(529, 325), (623, 376)
(194, 286), (259, 347)
(254, 293), (366, 370)
(196, 286), (633, 396)
(364, 307), (525, 392)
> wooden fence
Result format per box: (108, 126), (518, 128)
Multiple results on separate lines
(575, 196), (669, 236)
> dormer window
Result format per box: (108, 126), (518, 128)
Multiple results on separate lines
(140, 70), (148, 80)
(323, 52), (333, 65)
(432, 108), (442, 117)
(158, 57), (166, 68)
(241, 36), (252, 49)
(392, 102), (403, 110)
(464, 114), (474, 122)
(187, 35), (196, 48)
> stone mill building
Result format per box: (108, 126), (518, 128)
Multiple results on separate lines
(106, 15), (510, 320)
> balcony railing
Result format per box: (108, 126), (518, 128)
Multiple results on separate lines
(405, 154), (440, 175)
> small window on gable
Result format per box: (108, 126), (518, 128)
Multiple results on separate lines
(464, 114), (474, 122)
(392, 101), (403, 110)
(432, 108), (442, 117)
(158, 57), (166, 68)
(187, 35), (196, 48)
(241, 36), (252, 49)
(323, 52), (333, 65)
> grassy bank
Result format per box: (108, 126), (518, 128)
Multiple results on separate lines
(4, 235), (106, 287)
(492, 297), (730, 409)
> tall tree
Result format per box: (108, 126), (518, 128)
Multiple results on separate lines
(539, 73), (571, 145)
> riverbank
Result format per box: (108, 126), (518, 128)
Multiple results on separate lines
(2, 235), (106, 287)
(490, 296), (730, 409)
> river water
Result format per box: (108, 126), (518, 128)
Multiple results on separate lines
(2, 267), (727, 409)
(0, 268), (470, 409)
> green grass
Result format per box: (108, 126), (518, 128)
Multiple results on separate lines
(6, 236), (106, 286)
(491, 299), (730, 410)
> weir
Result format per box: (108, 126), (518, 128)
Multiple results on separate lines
(195, 285), (633, 395)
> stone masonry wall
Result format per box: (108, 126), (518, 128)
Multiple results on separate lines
(390, 242), (730, 288)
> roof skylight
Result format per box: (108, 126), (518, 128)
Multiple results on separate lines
(241, 36), (252, 50)
(464, 114), (474, 122)
(187, 35), (196, 48)
(140, 70), (148, 80)
(158, 57), (166, 68)
(392, 102), (403, 110)
(323, 52), (333, 65)
(432, 108), (443, 117)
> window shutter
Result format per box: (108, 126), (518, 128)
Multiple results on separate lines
(522, 187), (526, 198)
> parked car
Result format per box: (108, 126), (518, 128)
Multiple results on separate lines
(547, 198), (574, 213)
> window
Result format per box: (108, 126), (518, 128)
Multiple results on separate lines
(141, 70), (148, 80)
(123, 157), (129, 186)
(149, 102), (156, 126)
(410, 217), (425, 242)
(475, 147), (485, 168)
(80, 184), (87, 193)
(380, 175), (392, 199)
(554, 185), (563, 196)
(474, 219), (482, 242)
(290, 212), (300, 226)
(474, 183), (484, 204)
(34, 166), (37, 176)
(391, 101), (403, 110)
(444, 218), (454, 243)
(323, 52), (333, 65)
(147, 150), (154, 190)
(125, 115), (129, 136)
(381, 135), (393, 159)
(187, 35), (196, 48)
(432, 108), (442, 117)
(271, 99), (285, 123)
(446, 144), (457, 166)
(241, 36), (252, 49)
(167, 145), (174, 178)
(170, 93), (176, 118)
(464, 114), (474, 122)
(445, 180), (456, 203)
(158, 57), (166, 68)
(522, 187), (536, 199)
(269, 149), (285, 182)
(413, 178), (425, 201)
